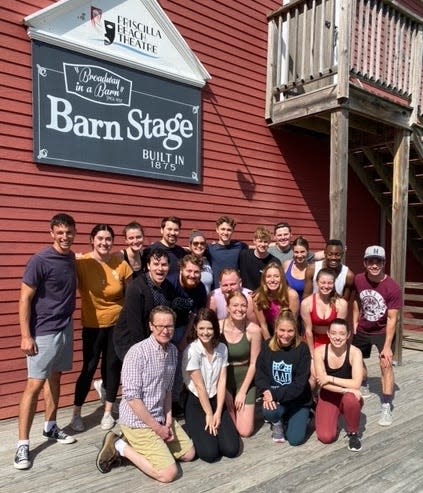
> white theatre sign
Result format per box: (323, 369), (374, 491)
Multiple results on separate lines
(25, 0), (210, 184)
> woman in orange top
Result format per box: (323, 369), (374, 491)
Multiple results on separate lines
(71, 224), (132, 433)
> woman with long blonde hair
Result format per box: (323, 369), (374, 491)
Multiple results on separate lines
(253, 262), (299, 340)
(255, 309), (312, 445)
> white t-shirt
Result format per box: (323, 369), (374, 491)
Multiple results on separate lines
(182, 339), (228, 398)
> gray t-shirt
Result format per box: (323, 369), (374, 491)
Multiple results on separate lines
(268, 245), (315, 265)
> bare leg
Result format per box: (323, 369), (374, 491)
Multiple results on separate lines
(362, 362), (368, 382)
(104, 401), (113, 414)
(380, 363), (394, 396)
(18, 378), (45, 440)
(44, 372), (61, 422)
(235, 403), (255, 437)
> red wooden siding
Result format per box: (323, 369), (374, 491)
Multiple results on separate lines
(0, 0), (421, 420)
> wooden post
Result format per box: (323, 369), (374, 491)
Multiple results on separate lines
(391, 128), (410, 365)
(410, 25), (423, 126)
(330, 108), (349, 246)
(337, 0), (352, 100)
(265, 18), (278, 121)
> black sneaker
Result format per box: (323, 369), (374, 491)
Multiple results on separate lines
(42, 424), (76, 444)
(96, 431), (121, 473)
(347, 433), (362, 452)
(14, 444), (31, 470)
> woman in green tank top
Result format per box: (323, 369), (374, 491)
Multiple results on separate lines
(219, 291), (262, 437)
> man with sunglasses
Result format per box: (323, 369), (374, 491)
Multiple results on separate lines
(352, 246), (402, 426)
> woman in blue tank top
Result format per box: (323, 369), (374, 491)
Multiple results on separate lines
(283, 236), (310, 301)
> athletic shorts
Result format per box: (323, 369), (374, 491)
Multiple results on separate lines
(352, 331), (394, 359)
(27, 321), (73, 379)
(120, 420), (193, 471)
(226, 364), (256, 405)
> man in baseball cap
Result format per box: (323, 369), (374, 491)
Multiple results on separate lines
(352, 245), (402, 426)
(364, 245), (386, 260)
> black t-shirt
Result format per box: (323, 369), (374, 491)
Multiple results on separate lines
(239, 249), (281, 291)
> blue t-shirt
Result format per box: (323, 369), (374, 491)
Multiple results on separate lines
(207, 241), (247, 289)
(22, 246), (76, 336)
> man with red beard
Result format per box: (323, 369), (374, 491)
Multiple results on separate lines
(352, 246), (402, 426)
(171, 254), (207, 416)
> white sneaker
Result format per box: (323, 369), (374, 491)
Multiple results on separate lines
(101, 414), (115, 431)
(94, 379), (106, 403)
(378, 403), (393, 426)
(70, 415), (85, 432)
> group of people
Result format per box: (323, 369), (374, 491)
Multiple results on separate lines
(14, 213), (402, 484)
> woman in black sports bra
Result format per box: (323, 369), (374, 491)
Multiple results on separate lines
(314, 318), (364, 452)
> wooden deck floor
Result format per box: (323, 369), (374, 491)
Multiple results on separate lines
(1, 348), (423, 493)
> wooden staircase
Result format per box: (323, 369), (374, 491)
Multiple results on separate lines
(349, 126), (423, 267)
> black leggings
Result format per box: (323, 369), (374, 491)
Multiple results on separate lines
(184, 391), (240, 463)
(74, 326), (121, 406)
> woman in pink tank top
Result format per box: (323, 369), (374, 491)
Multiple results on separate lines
(253, 263), (299, 340)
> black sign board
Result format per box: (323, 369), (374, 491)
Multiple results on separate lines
(32, 41), (202, 184)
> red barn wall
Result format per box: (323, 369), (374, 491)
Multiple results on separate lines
(0, 0), (420, 420)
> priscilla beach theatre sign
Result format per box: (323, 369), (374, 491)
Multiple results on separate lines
(24, 0), (210, 185)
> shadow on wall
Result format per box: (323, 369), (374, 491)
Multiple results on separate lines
(204, 88), (257, 201)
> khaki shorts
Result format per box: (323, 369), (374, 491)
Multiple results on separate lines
(120, 420), (193, 471)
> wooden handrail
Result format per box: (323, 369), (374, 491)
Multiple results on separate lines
(267, 0), (422, 118)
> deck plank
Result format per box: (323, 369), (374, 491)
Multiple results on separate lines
(1, 349), (423, 493)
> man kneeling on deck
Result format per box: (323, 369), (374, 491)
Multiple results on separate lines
(96, 306), (195, 482)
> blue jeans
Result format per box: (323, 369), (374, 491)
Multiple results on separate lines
(263, 403), (310, 446)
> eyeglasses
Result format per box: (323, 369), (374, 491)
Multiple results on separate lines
(192, 241), (206, 246)
(151, 324), (174, 332)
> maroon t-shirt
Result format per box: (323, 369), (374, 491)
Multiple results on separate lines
(355, 273), (402, 335)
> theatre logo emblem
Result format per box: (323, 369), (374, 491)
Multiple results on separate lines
(90, 6), (162, 58)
